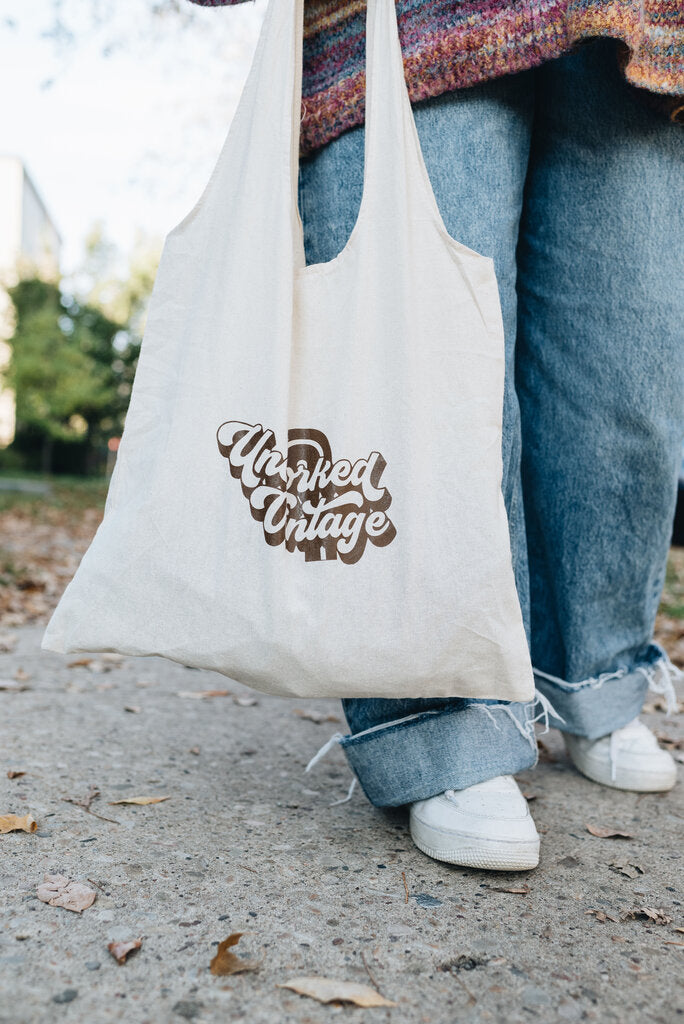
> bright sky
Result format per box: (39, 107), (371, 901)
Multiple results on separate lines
(0, 0), (266, 274)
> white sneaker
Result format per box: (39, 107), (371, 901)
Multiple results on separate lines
(409, 775), (540, 871)
(564, 717), (677, 792)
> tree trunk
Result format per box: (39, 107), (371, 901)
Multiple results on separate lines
(41, 435), (53, 475)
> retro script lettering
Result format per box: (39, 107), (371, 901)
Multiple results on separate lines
(216, 421), (396, 563)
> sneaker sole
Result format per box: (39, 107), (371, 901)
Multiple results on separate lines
(569, 758), (677, 793)
(410, 824), (540, 871)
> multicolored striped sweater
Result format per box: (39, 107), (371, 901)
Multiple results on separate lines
(189, 1), (684, 154)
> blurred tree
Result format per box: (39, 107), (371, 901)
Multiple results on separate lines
(78, 223), (160, 340)
(4, 277), (140, 474)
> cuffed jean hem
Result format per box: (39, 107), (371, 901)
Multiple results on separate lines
(533, 643), (678, 741)
(337, 702), (538, 808)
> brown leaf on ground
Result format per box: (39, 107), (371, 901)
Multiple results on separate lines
(278, 977), (396, 1007)
(36, 874), (96, 913)
(0, 813), (36, 833)
(13, 668), (31, 682)
(0, 495), (105, 626)
(293, 708), (342, 724)
(484, 884), (531, 895)
(655, 732), (684, 750)
(7, 769), (26, 779)
(621, 907), (673, 925)
(177, 689), (232, 700)
(210, 932), (260, 976)
(67, 657), (93, 668)
(585, 909), (619, 924)
(108, 937), (143, 964)
(609, 861), (644, 879)
(108, 796), (170, 806)
(642, 696), (683, 714)
(585, 823), (635, 839)
(100, 653), (125, 665)
(536, 739), (555, 762)
(63, 786), (119, 824)
(0, 678), (31, 692)
(189, 747), (201, 755)
(64, 785), (100, 812)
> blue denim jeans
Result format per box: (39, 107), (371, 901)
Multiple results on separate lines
(297, 40), (684, 807)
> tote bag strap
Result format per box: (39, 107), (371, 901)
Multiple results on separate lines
(172, 0), (442, 262)
(289, 0), (442, 264)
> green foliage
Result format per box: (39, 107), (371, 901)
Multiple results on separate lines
(3, 277), (140, 465)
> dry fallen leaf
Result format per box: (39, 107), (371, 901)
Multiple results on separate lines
(293, 708), (341, 724)
(62, 785), (120, 824)
(36, 874), (96, 913)
(621, 907), (672, 925)
(0, 679), (31, 692)
(642, 696), (682, 714)
(586, 909), (619, 924)
(189, 746), (201, 755)
(655, 732), (684, 750)
(135, 677), (157, 688)
(177, 689), (232, 700)
(609, 861), (644, 879)
(0, 813), (37, 833)
(210, 932), (260, 976)
(101, 653), (125, 665)
(13, 668), (31, 682)
(67, 657), (92, 668)
(7, 770), (26, 779)
(108, 937), (142, 964)
(484, 884), (531, 895)
(585, 824), (635, 839)
(536, 739), (555, 762)
(278, 977), (396, 1007)
(108, 796), (170, 806)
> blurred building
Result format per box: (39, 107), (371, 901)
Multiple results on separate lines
(0, 155), (61, 447)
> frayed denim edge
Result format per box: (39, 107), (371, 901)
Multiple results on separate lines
(533, 646), (681, 716)
(304, 690), (561, 803)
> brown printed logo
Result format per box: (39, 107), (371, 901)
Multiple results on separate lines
(217, 421), (396, 563)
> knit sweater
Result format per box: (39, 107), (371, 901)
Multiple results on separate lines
(189, 1), (684, 154)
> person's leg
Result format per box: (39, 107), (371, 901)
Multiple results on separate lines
(298, 71), (539, 808)
(516, 40), (684, 743)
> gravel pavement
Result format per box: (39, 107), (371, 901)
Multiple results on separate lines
(1, 625), (682, 1024)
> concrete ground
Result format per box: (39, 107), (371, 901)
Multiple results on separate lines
(1, 624), (682, 1024)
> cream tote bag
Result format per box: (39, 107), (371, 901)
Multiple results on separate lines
(42, 0), (534, 702)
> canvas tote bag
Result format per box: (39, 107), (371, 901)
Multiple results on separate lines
(42, 0), (534, 702)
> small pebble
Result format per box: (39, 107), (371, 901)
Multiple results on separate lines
(85, 962), (101, 971)
(53, 989), (78, 1004)
(172, 1000), (204, 1020)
